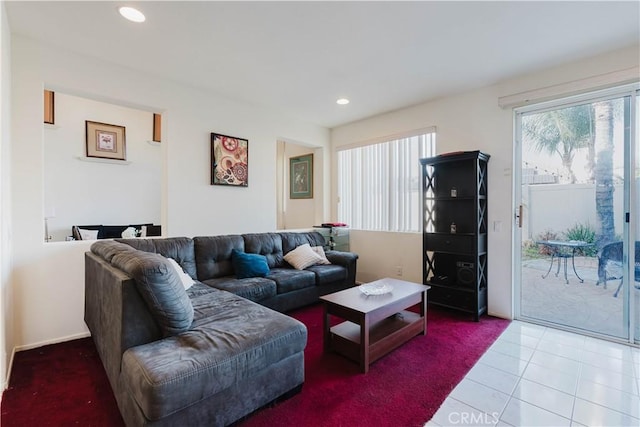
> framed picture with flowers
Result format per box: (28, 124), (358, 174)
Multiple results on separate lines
(211, 133), (248, 187)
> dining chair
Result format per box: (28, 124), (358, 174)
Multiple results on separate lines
(596, 241), (640, 297)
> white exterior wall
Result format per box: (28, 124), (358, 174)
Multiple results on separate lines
(524, 183), (625, 241)
(331, 45), (640, 320)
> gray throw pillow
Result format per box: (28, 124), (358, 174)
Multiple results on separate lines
(111, 249), (194, 336)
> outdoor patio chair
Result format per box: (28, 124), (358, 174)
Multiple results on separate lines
(596, 241), (640, 297)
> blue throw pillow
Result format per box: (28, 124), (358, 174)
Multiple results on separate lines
(231, 249), (270, 279)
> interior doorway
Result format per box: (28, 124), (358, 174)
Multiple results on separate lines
(276, 140), (325, 230)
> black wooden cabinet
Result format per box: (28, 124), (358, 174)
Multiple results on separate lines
(420, 151), (489, 321)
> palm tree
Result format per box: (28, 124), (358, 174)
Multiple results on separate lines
(523, 100), (617, 250)
(593, 100), (615, 247)
(522, 104), (593, 183)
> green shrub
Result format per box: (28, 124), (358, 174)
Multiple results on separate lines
(564, 222), (597, 256)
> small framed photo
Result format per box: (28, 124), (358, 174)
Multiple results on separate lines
(211, 133), (248, 187)
(85, 120), (126, 160)
(290, 153), (313, 199)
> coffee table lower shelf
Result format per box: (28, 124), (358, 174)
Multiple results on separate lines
(327, 310), (423, 369)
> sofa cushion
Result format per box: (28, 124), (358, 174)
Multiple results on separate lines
(243, 233), (284, 268)
(306, 264), (348, 285)
(110, 247), (194, 337)
(283, 243), (323, 270)
(186, 281), (219, 298)
(202, 277), (277, 302)
(268, 268), (316, 294)
(102, 225), (131, 239)
(279, 231), (326, 254)
(231, 249), (270, 278)
(118, 237), (198, 280)
(121, 289), (307, 421)
(194, 235), (244, 281)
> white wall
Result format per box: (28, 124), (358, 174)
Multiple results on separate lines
(6, 33), (639, 364)
(9, 36), (329, 351)
(44, 92), (161, 241)
(0, 1), (12, 390)
(331, 45), (640, 319)
(351, 230), (423, 284)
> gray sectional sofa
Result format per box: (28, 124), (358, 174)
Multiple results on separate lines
(84, 231), (358, 426)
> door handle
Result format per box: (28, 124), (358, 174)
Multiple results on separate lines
(515, 205), (523, 228)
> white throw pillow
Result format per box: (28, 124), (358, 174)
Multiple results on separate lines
(284, 243), (324, 270)
(311, 246), (331, 265)
(167, 258), (194, 290)
(79, 228), (99, 240)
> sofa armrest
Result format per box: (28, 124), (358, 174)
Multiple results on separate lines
(325, 250), (358, 266)
(325, 250), (359, 287)
(85, 251), (161, 391)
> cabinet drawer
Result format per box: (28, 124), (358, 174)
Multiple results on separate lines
(428, 286), (476, 311)
(425, 234), (475, 254)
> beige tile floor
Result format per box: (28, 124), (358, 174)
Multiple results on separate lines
(426, 255), (640, 426)
(426, 322), (640, 427)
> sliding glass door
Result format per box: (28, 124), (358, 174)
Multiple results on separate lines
(514, 84), (639, 344)
(634, 93), (639, 342)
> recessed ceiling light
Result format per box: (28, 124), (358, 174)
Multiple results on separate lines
(336, 98), (350, 105)
(119, 6), (146, 23)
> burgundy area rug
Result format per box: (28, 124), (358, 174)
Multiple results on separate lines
(1, 304), (509, 427)
(1, 337), (123, 426)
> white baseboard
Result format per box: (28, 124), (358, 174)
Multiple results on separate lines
(4, 332), (91, 393)
(4, 347), (15, 393)
(13, 331), (91, 353)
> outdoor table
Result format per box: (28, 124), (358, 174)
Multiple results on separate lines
(536, 240), (594, 284)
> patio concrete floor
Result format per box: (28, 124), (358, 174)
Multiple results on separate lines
(521, 256), (640, 339)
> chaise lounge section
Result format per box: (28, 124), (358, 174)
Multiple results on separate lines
(85, 231), (358, 426)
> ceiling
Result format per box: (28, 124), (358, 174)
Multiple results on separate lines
(5, 1), (640, 128)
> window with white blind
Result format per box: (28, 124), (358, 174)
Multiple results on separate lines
(337, 130), (436, 232)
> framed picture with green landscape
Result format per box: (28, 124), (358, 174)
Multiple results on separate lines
(290, 153), (313, 199)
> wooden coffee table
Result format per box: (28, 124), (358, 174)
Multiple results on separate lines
(319, 278), (430, 373)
